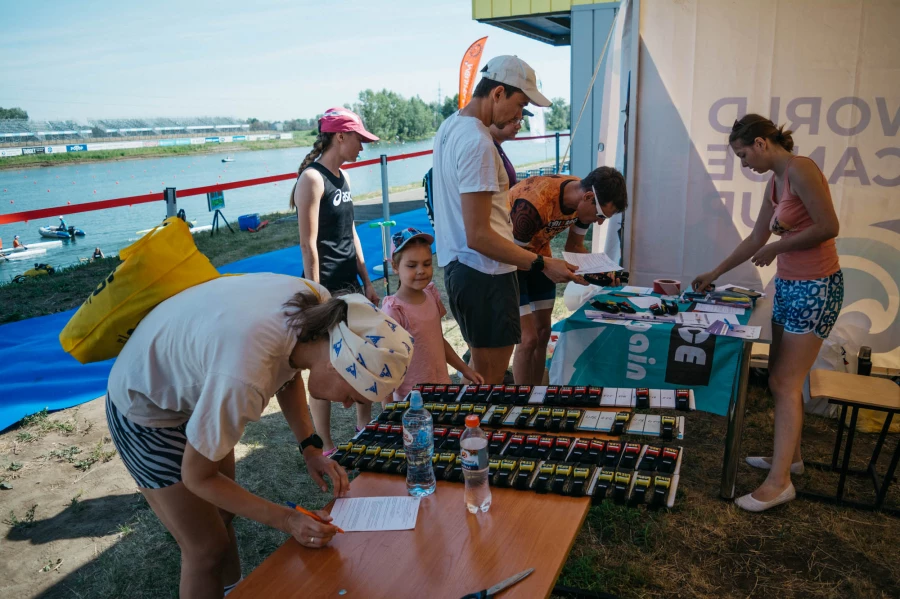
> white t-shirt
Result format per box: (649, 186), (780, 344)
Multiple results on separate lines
(433, 112), (515, 275)
(107, 273), (329, 462)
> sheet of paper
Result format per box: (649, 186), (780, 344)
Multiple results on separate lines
(621, 286), (654, 295)
(724, 325), (761, 340)
(616, 388), (634, 407)
(562, 251), (623, 274)
(330, 496), (421, 532)
(626, 296), (661, 310)
(693, 303), (746, 316)
(677, 312), (741, 327)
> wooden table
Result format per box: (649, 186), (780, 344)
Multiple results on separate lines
(720, 296), (773, 498)
(230, 474), (591, 599)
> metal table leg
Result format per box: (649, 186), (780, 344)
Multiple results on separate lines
(831, 404), (847, 470)
(720, 340), (753, 499)
(836, 407), (860, 501)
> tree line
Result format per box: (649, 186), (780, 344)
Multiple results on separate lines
(246, 91), (570, 142)
(2, 89), (571, 142)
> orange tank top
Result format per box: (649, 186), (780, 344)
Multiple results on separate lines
(768, 156), (840, 280)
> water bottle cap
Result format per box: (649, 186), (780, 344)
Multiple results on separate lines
(409, 390), (423, 408)
(465, 414), (480, 427)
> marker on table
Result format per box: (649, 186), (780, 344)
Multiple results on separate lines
(286, 501), (345, 534)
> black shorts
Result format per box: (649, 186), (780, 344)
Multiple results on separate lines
(516, 268), (557, 316)
(445, 260), (521, 348)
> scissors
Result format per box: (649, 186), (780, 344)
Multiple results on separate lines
(460, 568), (534, 598)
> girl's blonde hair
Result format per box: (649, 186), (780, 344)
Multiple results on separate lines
(289, 131), (335, 209)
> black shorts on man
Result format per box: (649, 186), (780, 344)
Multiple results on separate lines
(445, 260), (521, 348)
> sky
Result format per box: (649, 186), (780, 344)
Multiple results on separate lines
(0, 0), (572, 122)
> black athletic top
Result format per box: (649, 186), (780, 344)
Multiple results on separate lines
(304, 162), (359, 292)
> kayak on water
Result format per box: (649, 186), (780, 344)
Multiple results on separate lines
(0, 240), (63, 254)
(0, 248), (48, 263)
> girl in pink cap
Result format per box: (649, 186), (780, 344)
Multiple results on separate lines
(290, 107), (381, 453)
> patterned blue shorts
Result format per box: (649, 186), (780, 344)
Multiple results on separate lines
(772, 270), (844, 339)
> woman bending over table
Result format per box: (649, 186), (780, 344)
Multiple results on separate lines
(106, 274), (413, 597)
(692, 114), (842, 513)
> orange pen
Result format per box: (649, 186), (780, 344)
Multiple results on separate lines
(286, 501), (345, 533)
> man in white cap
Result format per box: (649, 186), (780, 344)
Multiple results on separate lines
(433, 55), (582, 384)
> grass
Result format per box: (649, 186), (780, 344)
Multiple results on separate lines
(47, 439), (116, 471)
(0, 131), (319, 170)
(3, 205), (900, 598)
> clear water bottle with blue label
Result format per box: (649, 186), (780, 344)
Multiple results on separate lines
(402, 390), (436, 497)
(460, 414), (491, 513)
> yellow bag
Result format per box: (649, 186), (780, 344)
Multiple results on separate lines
(60, 217), (220, 364)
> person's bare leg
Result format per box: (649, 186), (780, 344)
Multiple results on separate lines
(141, 482), (233, 599)
(217, 451), (242, 588)
(355, 401), (372, 430)
(752, 330), (822, 501)
(529, 309), (553, 386)
(513, 312), (538, 385)
(471, 346), (515, 384)
(309, 397), (335, 451)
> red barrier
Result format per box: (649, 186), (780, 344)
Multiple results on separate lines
(0, 134), (569, 225)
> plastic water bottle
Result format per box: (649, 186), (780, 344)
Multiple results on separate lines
(402, 390), (436, 497)
(460, 414), (491, 513)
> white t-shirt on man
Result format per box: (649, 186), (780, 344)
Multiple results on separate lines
(433, 112), (515, 275)
(107, 273), (329, 462)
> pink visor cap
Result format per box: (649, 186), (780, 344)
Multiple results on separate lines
(318, 108), (379, 142)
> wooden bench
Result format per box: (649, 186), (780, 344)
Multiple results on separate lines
(801, 369), (900, 515)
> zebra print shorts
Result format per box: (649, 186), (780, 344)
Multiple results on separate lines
(105, 394), (187, 489)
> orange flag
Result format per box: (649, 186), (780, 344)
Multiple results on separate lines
(458, 37), (488, 109)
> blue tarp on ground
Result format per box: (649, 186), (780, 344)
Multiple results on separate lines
(0, 208), (434, 431)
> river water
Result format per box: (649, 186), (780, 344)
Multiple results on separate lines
(0, 135), (562, 281)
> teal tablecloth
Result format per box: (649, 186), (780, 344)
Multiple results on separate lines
(549, 291), (750, 415)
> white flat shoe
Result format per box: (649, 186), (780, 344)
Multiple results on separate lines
(746, 456), (804, 474)
(734, 483), (796, 512)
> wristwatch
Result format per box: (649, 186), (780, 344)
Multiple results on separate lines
(530, 254), (545, 272)
(299, 433), (324, 452)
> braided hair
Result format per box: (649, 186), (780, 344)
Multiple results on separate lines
(289, 131), (335, 209)
(729, 114), (794, 153)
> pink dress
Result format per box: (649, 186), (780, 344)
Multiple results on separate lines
(381, 283), (451, 402)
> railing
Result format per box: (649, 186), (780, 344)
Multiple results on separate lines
(0, 133), (570, 226)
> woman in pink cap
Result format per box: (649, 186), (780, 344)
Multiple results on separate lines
(290, 107), (381, 453)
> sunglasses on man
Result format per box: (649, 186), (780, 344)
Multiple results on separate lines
(592, 184), (613, 223)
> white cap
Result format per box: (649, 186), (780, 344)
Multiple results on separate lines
(480, 55), (551, 107)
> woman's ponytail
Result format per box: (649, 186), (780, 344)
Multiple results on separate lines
(283, 289), (349, 342)
(289, 132), (335, 209)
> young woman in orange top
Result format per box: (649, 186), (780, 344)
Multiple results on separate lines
(692, 114), (842, 512)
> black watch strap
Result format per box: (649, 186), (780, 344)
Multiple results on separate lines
(299, 433), (324, 452)
(531, 254), (544, 272)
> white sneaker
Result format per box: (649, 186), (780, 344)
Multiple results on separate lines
(734, 483), (796, 512)
(745, 456), (805, 475)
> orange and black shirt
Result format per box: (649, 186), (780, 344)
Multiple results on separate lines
(507, 175), (589, 257)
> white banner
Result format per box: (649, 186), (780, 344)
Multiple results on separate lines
(630, 0), (900, 367)
(0, 148), (23, 157)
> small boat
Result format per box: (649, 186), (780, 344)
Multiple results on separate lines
(222, 157), (235, 163)
(38, 226), (85, 239)
(0, 240), (63, 254)
(1, 248), (47, 262)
